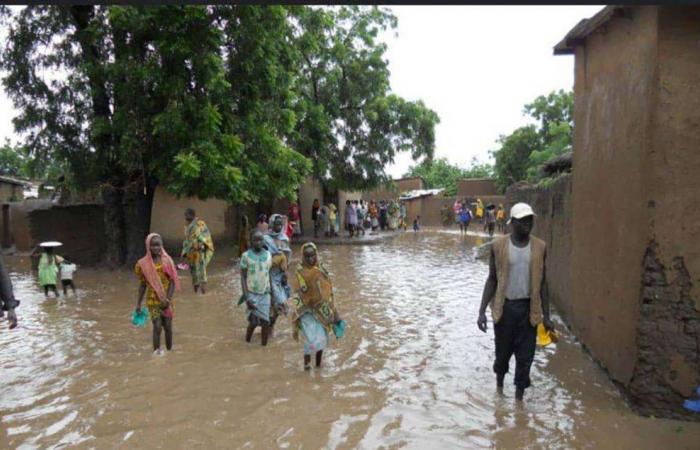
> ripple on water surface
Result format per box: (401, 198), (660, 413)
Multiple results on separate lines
(0, 232), (699, 449)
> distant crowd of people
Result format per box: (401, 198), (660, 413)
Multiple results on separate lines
(441, 198), (506, 237)
(311, 198), (419, 238)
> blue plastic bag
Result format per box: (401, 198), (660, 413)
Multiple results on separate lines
(333, 319), (346, 339)
(131, 308), (149, 327)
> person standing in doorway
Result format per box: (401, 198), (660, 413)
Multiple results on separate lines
(476, 202), (554, 401)
(288, 202), (301, 237)
(312, 199), (321, 238)
(328, 203), (338, 237)
(181, 208), (215, 294)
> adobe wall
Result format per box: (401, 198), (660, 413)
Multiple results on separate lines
(27, 204), (106, 265)
(565, 5), (700, 419)
(626, 6), (700, 418)
(505, 176), (573, 322)
(456, 178), (498, 198)
(568, 6), (658, 389)
(150, 186), (233, 251)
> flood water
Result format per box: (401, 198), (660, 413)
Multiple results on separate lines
(1, 230), (699, 449)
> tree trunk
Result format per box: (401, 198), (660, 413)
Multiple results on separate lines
(123, 176), (158, 267)
(101, 183), (126, 268)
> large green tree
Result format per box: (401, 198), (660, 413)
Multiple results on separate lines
(491, 89), (573, 192)
(288, 6), (439, 193)
(1, 5), (438, 265)
(1, 5), (310, 265)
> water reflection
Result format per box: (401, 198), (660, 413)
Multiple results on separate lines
(0, 232), (698, 449)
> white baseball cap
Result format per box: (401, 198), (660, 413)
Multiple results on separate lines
(507, 202), (536, 224)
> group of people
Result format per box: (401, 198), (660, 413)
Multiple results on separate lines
(442, 199), (506, 237)
(7, 199), (556, 400)
(311, 198), (419, 238)
(132, 208), (342, 369)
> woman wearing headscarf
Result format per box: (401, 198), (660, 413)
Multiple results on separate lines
(290, 242), (341, 370)
(264, 214), (292, 330)
(181, 208), (214, 294)
(135, 233), (181, 355)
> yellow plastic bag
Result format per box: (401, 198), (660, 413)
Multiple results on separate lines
(537, 323), (559, 346)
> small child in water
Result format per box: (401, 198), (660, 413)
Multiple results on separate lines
(60, 261), (77, 295)
(38, 246), (64, 297)
(413, 216), (421, 232)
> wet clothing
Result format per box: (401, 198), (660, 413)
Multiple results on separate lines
(38, 254), (63, 287)
(458, 209), (471, 224)
(490, 235), (545, 327)
(241, 249), (273, 325)
(291, 243), (339, 355)
(60, 263), (77, 281)
(182, 218), (214, 286)
(264, 223), (292, 314)
(240, 249), (271, 294)
(135, 262), (174, 319)
(493, 298), (537, 389)
(136, 233), (180, 319)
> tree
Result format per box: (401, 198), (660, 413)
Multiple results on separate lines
(491, 125), (541, 193)
(1, 5), (310, 265)
(288, 6), (440, 193)
(0, 140), (27, 177)
(1, 5), (437, 265)
(491, 89), (573, 192)
(405, 156), (494, 196)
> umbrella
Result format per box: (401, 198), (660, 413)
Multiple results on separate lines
(39, 241), (63, 248)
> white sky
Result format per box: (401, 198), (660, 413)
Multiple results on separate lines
(0, 5), (603, 177)
(382, 5), (603, 177)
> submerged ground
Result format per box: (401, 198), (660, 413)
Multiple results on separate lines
(1, 230), (699, 449)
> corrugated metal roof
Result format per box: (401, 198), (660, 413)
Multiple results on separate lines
(399, 188), (443, 201)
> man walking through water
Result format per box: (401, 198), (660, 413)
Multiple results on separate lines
(477, 202), (554, 401)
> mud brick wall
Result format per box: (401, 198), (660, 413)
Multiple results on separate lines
(28, 204), (106, 265)
(540, 5), (700, 420)
(505, 175), (573, 323)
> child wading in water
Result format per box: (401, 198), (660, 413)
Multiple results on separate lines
(38, 246), (64, 297)
(241, 230), (273, 346)
(290, 243), (341, 370)
(60, 261), (77, 295)
(135, 233), (180, 355)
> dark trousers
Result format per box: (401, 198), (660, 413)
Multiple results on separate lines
(493, 298), (537, 389)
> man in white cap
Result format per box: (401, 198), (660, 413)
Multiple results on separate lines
(476, 202), (554, 401)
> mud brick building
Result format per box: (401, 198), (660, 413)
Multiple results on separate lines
(550, 5), (700, 419)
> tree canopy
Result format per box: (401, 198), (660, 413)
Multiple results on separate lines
(1, 5), (438, 264)
(405, 156), (494, 196)
(490, 89), (573, 192)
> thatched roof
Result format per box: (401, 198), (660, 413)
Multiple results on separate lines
(541, 151), (573, 177)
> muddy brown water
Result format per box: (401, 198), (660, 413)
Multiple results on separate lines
(1, 230), (699, 449)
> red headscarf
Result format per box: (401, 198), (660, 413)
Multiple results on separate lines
(137, 233), (180, 302)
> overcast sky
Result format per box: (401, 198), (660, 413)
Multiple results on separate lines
(382, 5), (603, 177)
(0, 5), (603, 179)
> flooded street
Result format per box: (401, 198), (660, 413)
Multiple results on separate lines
(1, 230), (699, 449)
